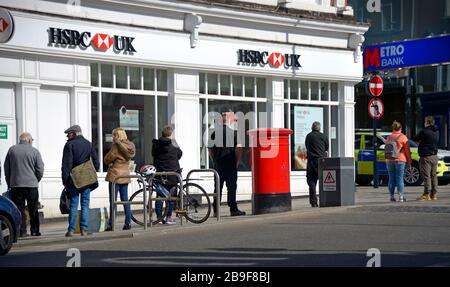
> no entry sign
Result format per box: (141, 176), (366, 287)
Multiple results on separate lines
(368, 75), (383, 97)
(368, 98), (384, 119)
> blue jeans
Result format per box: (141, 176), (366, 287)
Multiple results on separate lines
(155, 183), (175, 218)
(108, 183), (131, 226)
(68, 187), (91, 232)
(386, 162), (406, 196)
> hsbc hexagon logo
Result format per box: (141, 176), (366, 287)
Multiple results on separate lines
(48, 27), (136, 54)
(92, 33), (113, 50)
(238, 49), (301, 69)
(0, 17), (9, 32)
(268, 52), (285, 67)
(0, 8), (14, 43)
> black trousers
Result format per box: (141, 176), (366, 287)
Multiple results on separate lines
(306, 158), (319, 206)
(214, 169), (238, 213)
(11, 187), (40, 234)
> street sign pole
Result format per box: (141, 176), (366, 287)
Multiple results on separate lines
(367, 74), (384, 189)
(373, 115), (379, 188)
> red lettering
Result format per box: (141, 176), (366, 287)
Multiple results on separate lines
(364, 47), (380, 69)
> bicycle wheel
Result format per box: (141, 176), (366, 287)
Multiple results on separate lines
(181, 183), (211, 224)
(129, 188), (168, 226)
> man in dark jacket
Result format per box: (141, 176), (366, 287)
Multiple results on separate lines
(152, 125), (182, 224)
(305, 121), (329, 207)
(61, 125), (99, 237)
(208, 112), (245, 217)
(4, 132), (44, 237)
(414, 116), (440, 201)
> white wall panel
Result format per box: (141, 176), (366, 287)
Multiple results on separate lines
(38, 88), (70, 172)
(175, 70), (198, 94)
(174, 95), (200, 173)
(0, 83), (15, 118)
(76, 64), (90, 85)
(272, 101), (284, 128)
(24, 59), (37, 79)
(23, 86), (38, 137)
(72, 88), (92, 141)
(39, 60), (74, 83)
(0, 56), (21, 77)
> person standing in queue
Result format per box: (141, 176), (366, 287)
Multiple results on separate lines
(305, 121), (329, 208)
(208, 111), (246, 217)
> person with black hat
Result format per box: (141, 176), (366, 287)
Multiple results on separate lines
(61, 125), (99, 237)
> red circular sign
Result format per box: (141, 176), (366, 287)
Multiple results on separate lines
(368, 98), (384, 119)
(368, 75), (383, 97)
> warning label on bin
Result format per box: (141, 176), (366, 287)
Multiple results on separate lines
(323, 170), (336, 191)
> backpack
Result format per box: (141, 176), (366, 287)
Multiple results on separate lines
(384, 134), (403, 159)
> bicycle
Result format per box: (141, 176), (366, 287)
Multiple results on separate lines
(129, 166), (211, 226)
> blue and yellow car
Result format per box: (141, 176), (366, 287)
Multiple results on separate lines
(355, 131), (450, 186)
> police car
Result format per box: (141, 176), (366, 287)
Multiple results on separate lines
(355, 130), (450, 186)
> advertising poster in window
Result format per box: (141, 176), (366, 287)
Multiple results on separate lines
(119, 106), (139, 131)
(293, 106), (323, 169)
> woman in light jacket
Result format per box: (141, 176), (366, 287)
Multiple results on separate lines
(385, 121), (412, 202)
(104, 128), (136, 230)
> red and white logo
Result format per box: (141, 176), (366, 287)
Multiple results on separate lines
(0, 17), (8, 32)
(268, 52), (285, 67)
(91, 33), (113, 50)
(368, 75), (384, 97)
(0, 8), (14, 43)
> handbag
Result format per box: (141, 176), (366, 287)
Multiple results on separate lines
(70, 159), (98, 190)
(59, 188), (71, 215)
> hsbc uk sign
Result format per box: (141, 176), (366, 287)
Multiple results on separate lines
(238, 49), (301, 69)
(48, 27), (136, 53)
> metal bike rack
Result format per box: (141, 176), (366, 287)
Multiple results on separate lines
(186, 169), (221, 221)
(111, 174), (148, 232)
(149, 172), (184, 227)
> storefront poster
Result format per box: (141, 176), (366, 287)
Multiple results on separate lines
(119, 106), (139, 131)
(0, 124), (7, 139)
(293, 106), (323, 169)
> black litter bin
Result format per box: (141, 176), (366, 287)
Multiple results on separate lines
(318, 157), (355, 207)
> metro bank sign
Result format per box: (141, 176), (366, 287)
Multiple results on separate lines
(364, 35), (450, 72)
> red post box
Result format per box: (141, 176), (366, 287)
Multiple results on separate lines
(247, 128), (293, 214)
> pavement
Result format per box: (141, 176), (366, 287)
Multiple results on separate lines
(13, 183), (449, 249)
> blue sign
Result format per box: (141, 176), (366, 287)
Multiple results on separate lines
(364, 35), (450, 72)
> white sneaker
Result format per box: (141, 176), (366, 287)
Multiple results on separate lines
(399, 196), (406, 202)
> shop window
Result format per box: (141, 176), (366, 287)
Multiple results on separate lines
(129, 67), (141, 90)
(244, 77), (255, 97)
(257, 102), (267, 127)
(381, 1), (402, 32)
(301, 80), (309, 100)
(91, 92), (168, 172)
(101, 64), (113, 88)
(199, 73), (205, 94)
(220, 75), (231, 95)
(287, 104), (332, 171)
(91, 63), (98, 87)
(156, 70), (167, 92)
(256, 78), (266, 98)
(207, 74), (218, 95)
(321, 82), (329, 101)
(115, 65), (127, 89)
(284, 79), (289, 99)
(331, 82), (339, 101)
(310, 81), (319, 101)
(232, 76), (243, 97)
(206, 99), (255, 171)
(143, 68), (155, 91)
(290, 80), (299, 100)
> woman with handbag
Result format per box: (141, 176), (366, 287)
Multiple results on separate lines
(104, 128), (136, 231)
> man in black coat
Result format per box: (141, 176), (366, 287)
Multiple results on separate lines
(305, 121), (329, 207)
(208, 112), (245, 217)
(61, 125), (99, 237)
(414, 116), (440, 201)
(152, 125), (182, 224)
